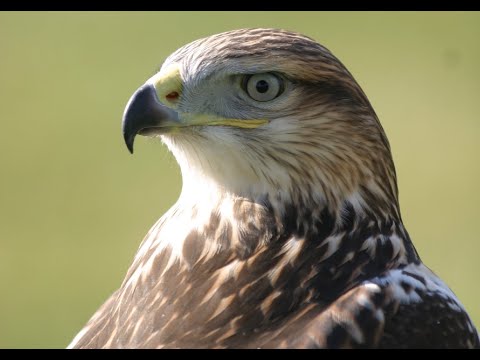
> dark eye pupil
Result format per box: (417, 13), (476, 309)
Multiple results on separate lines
(256, 80), (269, 93)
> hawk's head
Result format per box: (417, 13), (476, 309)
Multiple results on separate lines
(123, 28), (399, 221)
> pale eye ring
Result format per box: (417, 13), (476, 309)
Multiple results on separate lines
(243, 73), (284, 102)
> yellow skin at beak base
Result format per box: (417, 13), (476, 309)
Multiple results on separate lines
(148, 65), (268, 131)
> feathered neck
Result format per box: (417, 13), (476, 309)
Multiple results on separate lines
(160, 123), (401, 225)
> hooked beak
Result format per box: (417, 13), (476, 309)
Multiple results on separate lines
(122, 84), (180, 154)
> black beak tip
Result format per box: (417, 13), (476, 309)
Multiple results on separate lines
(122, 111), (135, 154)
(123, 132), (135, 154)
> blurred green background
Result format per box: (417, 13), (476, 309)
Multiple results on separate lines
(0, 11), (478, 348)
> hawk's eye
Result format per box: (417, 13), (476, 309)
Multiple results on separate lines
(243, 73), (284, 102)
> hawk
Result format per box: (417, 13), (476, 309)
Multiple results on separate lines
(68, 28), (479, 348)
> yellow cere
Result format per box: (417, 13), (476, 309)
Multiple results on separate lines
(149, 64), (183, 108)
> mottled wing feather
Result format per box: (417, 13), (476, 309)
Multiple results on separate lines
(278, 283), (386, 348)
(279, 278), (479, 349)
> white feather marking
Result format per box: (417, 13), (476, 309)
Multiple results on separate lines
(321, 233), (344, 260)
(282, 236), (305, 262)
(267, 236), (305, 284)
(359, 236), (376, 258)
(361, 282), (382, 293)
(388, 233), (406, 261)
(373, 263), (464, 312)
(344, 191), (367, 217)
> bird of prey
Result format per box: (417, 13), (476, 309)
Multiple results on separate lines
(68, 28), (479, 348)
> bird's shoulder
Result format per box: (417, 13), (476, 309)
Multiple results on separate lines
(375, 264), (480, 348)
(281, 263), (479, 348)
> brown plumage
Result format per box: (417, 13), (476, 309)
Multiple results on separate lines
(68, 28), (479, 348)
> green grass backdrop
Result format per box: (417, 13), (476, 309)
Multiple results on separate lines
(0, 11), (478, 348)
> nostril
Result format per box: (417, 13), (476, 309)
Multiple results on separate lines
(166, 91), (179, 101)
